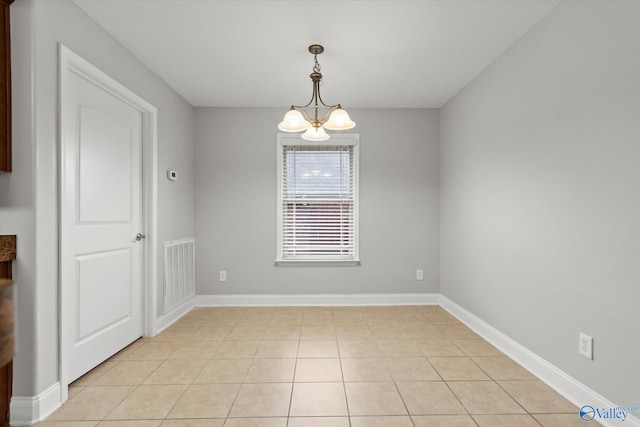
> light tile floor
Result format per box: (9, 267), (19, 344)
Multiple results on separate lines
(39, 305), (597, 427)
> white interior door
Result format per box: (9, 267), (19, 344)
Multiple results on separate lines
(60, 48), (145, 384)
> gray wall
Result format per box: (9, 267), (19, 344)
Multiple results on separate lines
(195, 108), (439, 295)
(440, 0), (640, 406)
(0, 0), (195, 397)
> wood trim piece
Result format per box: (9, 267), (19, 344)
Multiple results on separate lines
(0, 236), (15, 263)
(0, 284), (12, 367)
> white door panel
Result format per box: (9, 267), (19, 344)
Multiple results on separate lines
(61, 51), (144, 383)
(76, 249), (132, 341)
(78, 106), (134, 223)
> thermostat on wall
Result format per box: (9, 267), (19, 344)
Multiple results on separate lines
(167, 170), (178, 181)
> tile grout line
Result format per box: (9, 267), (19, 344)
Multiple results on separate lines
(285, 338), (303, 427)
(336, 334), (353, 427)
(160, 344), (209, 423)
(440, 377), (478, 426)
(284, 338), (300, 424)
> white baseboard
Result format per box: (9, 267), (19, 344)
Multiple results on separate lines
(10, 382), (61, 426)
(195, 293), (440, 307)
(439, 296), (640, 427)
(154, 296), (195, 334)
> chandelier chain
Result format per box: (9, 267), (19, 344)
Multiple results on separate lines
(313, 54), (321, 74)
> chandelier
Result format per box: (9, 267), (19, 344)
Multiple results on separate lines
(278, 44), (356, 141)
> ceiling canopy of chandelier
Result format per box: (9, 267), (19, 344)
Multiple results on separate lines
(278, 44), (356, 141)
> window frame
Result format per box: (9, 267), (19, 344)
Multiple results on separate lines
(276, 133), (360, 266)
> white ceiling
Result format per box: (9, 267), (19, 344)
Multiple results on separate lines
(72, 0), (560, 108)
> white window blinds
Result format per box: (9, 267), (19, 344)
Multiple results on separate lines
(277, 135), (359, 263)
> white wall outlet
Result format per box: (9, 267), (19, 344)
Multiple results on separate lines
(579, 332), (593, 360)
(167, 169), (178, 181)
(416, 269), (424, 281)
(219, 270), (227, 282)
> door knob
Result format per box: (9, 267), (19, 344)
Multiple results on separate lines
(135, 233), (146, 241)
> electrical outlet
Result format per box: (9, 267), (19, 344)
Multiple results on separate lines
(219, 270), (227, 282)
(416, 269), (424, 281)
(579, 332), (593, 360)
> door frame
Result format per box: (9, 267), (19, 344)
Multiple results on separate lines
(58, 44), (158, 403)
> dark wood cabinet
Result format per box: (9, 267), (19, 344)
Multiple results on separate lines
(0, 0), (12, 172)
(0, 236), (15, 427)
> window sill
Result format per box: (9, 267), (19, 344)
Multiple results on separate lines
(275, 258), (360, 267)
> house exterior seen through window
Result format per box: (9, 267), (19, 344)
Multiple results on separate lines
(276, 133), (359, 265)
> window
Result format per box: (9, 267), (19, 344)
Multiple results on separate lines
(277, 133), (359, 265)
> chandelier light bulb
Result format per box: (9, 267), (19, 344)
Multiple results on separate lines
(278, 110), (311, 132)
(324, 108), (356, 131)
(301, 126), (330, 141)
